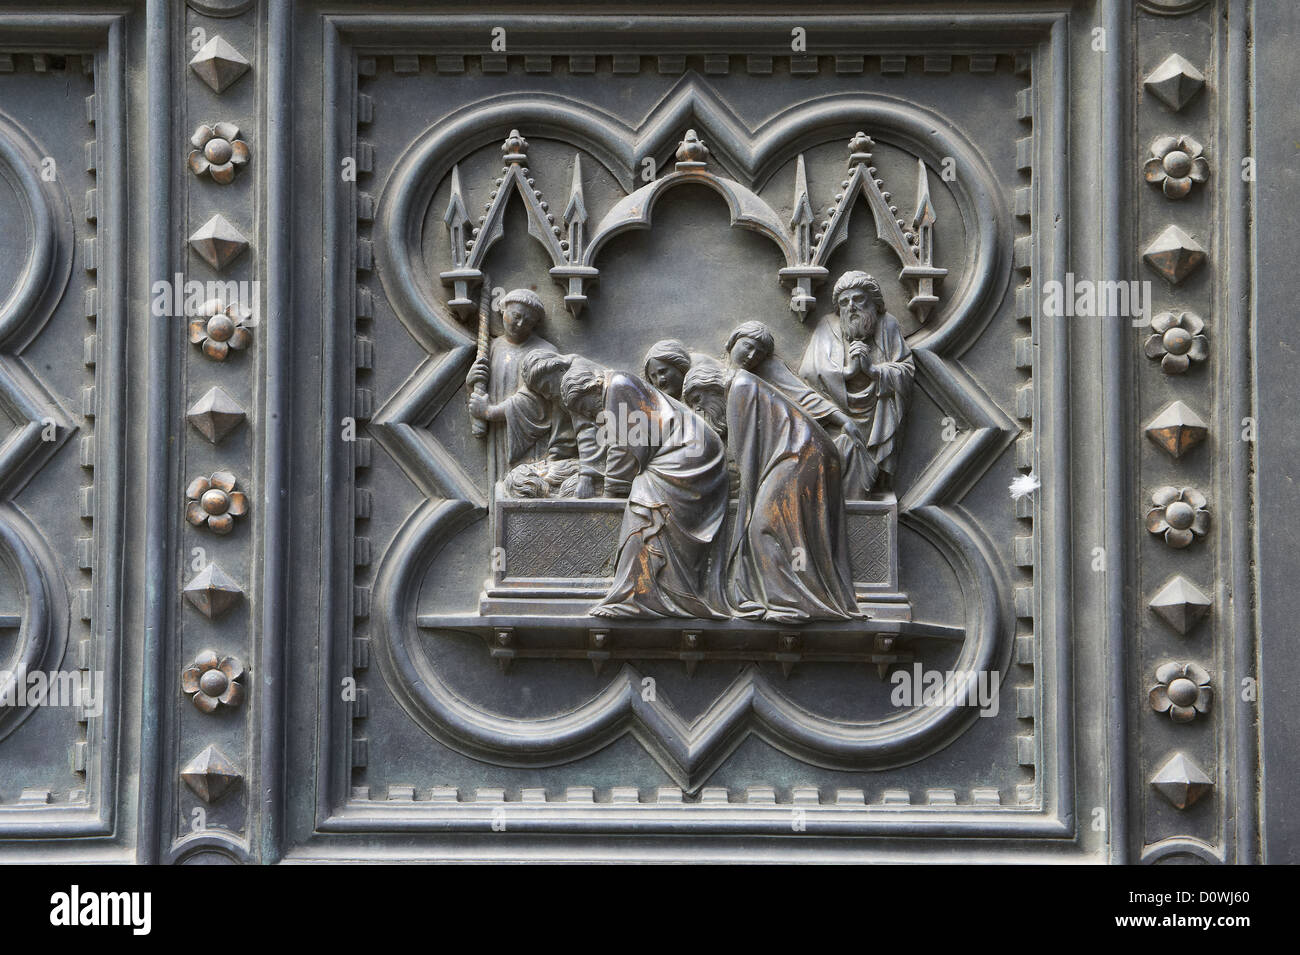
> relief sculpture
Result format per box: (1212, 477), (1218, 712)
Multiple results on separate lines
(463, 265), (918, 627)
(795, 272), (915, 494)
(437, 131), (942, 658)
(465, 288), (584, 482)
(392, 111), (1004, 784)
(0, 0), (1277, 871)
(682, 359), (861, 623)
(560, 362), (729, 619)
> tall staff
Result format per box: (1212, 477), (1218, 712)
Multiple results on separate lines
(470, 277), (492, 438)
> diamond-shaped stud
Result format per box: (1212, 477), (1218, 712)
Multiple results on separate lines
(188, 214), (249, 272)
(181, 745), (242, 803)
(1150, 751), (1213, 809)
(1143, 225), (1207, 285)
(183, 562), (244, 620)
(1144, 54), (1206, 113)
(187, 387), (247, 443)
(189, 36), (251, 94)
(1145, 400), (1208, 458)
(1149, 575), (1213, 634)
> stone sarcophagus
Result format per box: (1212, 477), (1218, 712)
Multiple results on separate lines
(485, 493), (907, 617)
(462, 489), (922, 673)
(0, 0), (1294, 873)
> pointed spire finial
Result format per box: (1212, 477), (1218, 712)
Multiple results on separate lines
(847, 131), (874, 168)
(791, 155), (814, 227)
(790, 154), (815, 269)
(443, 164), (471, 268)
(675, 129), (710, 168)
(912, 158), (936, 232)
(502, 129), (528, 164)
(563, 154), (588, 264)
(564, 154), (587, 225)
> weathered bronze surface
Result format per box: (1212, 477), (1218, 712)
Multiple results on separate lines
(0, 0), (1291, 867)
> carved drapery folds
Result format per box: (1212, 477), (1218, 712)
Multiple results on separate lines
(0, 0), (1268, 868)
(368, 82), (1020, 791)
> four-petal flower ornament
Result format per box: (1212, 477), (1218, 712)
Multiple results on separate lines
(1144, 134), (1209, 200)
(1144, 310), (1208, 374)
(182, 650), (246, 713)
(188, 122), (250, 184)
(185, 470), (249, 535)
(1149, 661), (1213, 723)
(189, 299), (253, 361)
(1145, 486), (1210, 549)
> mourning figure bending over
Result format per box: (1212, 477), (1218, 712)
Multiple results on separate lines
(725, 320), (873, 490)
(514, 349), (607, 498)
(684, 358), (861, 623)
(560, 363), (728, 619)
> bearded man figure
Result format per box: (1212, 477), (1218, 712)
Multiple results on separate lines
(683, 358), (861, 623)
(559, 363), (728, 619)
(798, 271), (915, 495)
(724, 320), (872, 485)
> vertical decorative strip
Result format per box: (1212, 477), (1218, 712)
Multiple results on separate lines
(1011, 52), (1038, 804)
(317, 12), (341, 835)
(76, 54), (97, 803)
(258, 0), (292, 865)
(1223, 0), (1258, 864)
(95, 16), (129, 838)
(1045, 16), (1076, 837)
(349, 48), (376, 799)
(1135, 1), (1222, 863)
(1101, 0), (1134, 864)
(140, 0), (173, 866)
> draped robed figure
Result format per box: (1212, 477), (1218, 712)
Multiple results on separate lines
(562, 369), (729, 619)
(487, 333), (578, 466)
(686, 365), (861, 623)
(798, 306), (914, 495)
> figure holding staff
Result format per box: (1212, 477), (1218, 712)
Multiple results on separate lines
(465, 287), (578, 470)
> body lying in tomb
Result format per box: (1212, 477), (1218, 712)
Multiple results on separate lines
(483, 492), (913, 622)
